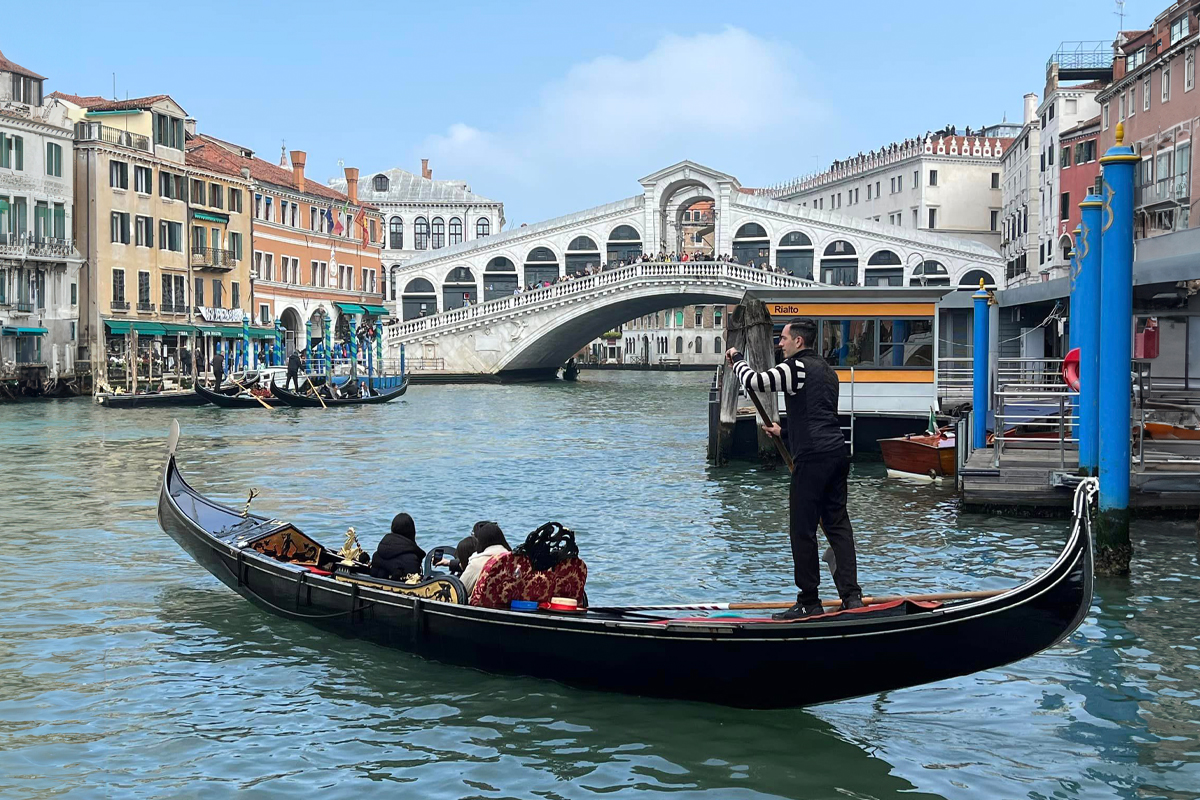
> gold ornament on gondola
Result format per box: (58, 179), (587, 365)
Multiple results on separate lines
(241, 488), (260, 518)
(338, 526), (366, 566)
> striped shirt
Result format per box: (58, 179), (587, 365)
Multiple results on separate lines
(733, 354), (805, 395)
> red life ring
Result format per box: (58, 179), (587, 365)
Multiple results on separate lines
(1062, 347), (1080, 391)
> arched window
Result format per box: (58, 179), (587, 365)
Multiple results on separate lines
(448, 217), (463, 246)
(404, 277), (435, 293)
(958, 269), (997, 290)
(445, 267), (475, 283)
(714, 335), (722, 352)
(483, 257), (518, 301)
(373, 175), (389, 192)
(389, 265), (401, 301)
(777, 230), (814, 279)
(476, 217), (490, 237)
(524, 247), (559, 286)
(607, 225), (642, 262)
(823, 240), (857, 256)
(400, 277), (437, 321)
(566, 235), (600, 275)
(733, 222), (770, 264)
(442, 267), (476, 311)
(695, 336), (703, 354)
(431, 217), (445, 249)
(389, 217), (403, 250)
(867, 250), (901, 265)
(821, 240), (859, 286)
(414, 217), (429, 250)
(675, 336), (684, 354)
(911, 260), (950, 286)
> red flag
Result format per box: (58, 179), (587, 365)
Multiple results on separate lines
(354, 207), (368, 246)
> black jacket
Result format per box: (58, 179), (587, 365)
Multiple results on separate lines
(370, 532), (426, 580)
(732, 349), (844, 460)
(287, 353), (301, 375)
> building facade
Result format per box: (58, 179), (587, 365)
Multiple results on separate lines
(187, 136), (386, 356)
(1000, 94), (1043, 286)
(328, 160), (503, 312)
(0, 50), (82, 392)
(1097, 2), (1199, 240)
(619, 304), (731, 366)
(764, 129), (1012, 253)
(1058, 115), (1102, 238)
(1036, 66), (1105, 281)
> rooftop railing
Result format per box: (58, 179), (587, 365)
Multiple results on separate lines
(74, 121), (151, 153)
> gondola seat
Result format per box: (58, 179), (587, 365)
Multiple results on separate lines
(469, 552), (588, 609)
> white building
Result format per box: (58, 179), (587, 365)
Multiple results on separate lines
(764, 126), (1014, 256)
(1000, 94), (1043, 287)
(617, 304), (731, 366)
(329, 160), (503, 314)
(1036, 68), (1104, 281)
(0, 49), (82, 392)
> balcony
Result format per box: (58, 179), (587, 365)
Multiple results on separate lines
(1047, 41), (1114, 82)
(112, 300), (130, 311)
(137, 302), (156, 313)
(0, 233), (77, 261)
(14, 301), (33, 313)
(163, 303), (188, 314)
(74, 121), (151, 153)
(1137, 173), (1191, 209)
(191, 246), (237, 271)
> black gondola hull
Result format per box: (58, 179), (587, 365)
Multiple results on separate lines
(97, 390), (209, 408)
(157, 455), (1092, 708)
(269, 378), (408, 407)
(194, 383), (286, 408)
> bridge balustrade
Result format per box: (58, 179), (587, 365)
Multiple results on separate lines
(387, 261), (816, 340)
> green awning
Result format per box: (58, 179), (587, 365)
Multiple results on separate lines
(105, 320), (165, 335)
(2, 326), (47, 336)
(361, 304), (390, 316)
(247, 328), (277, 339)
(160, 323), (195, 334)
(193, 210), (229, 224)
(335, 302), (366, 315)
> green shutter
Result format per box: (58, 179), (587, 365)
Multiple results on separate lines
(0, 133), (8, 169)
(14, 136), (22, 171)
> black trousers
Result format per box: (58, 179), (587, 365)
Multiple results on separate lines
(789, 451), (861, 605)
(285, 371), (300, 390)
(213, 366), (223, 387)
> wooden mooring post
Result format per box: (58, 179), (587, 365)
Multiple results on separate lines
(716, 296), (783, 468)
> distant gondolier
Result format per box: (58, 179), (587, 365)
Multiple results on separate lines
(726, 317), (864, 620)
(212, 349), (225, 388)
(286, 350), (302, 391)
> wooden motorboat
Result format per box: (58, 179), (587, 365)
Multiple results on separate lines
(95, 389), (209, 408)
(878, 430), (956, 480)
(157, 423), (1094, 709)
(195, 382), (286, 409)
(270, 378), (408, 408)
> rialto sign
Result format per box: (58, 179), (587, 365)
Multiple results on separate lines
(198, 306), (245, 324)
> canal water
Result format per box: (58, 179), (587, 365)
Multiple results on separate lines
(0, 371), (1197, 800)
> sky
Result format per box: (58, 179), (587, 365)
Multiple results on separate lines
(5, 0), (1160, 225)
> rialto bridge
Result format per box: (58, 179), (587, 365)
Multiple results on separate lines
(382, 162), (1002, 377)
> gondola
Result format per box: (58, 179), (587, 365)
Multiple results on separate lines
(96, 389), (209, 408)
(156, 423), (1094, 709)
(195, 382), (287, 408)
(269, 377), (408, 407)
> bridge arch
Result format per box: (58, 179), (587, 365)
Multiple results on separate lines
(402, 277), (437, 320)
(443, 266), (478, 309)
(606, 224), (642, 263)
(911, 260), (950, 286)
(864, 248), (903, 287)
(958, 268), (997, 290)
(732, 222), (771, 265)
(483, 256), (518, 301)
(821, 240), (858, 286)
(524, 246), (560, 286)
(777, 230), (813, 279)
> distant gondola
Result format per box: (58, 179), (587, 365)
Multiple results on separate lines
(195, 382), (287, 408)
(96, 389), (209, 408)
(157, 423), (1094, 709)
(269, 377), (408, 407)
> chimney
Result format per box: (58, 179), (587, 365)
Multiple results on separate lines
(421, 158), (431, 180)
(185, 118), (196, 136)
(290, 150), (306, 189)
(344, 166), (359, 205)
(1023, 93), (1038, 126)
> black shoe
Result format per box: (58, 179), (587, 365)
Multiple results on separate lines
(840, 595), (865, 611)
(771, 601), (825, 621)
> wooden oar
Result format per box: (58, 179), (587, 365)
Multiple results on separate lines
(231, 378), (274, 411)
(305, 378), (328, 409)
(744, 385), (794, 473)
(591, 589), (1005, 614)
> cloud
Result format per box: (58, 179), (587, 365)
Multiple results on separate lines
(419, 27), (825, 223)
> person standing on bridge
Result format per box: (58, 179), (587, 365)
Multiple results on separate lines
(726, 318), (864, 620)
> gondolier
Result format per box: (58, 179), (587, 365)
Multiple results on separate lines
(726, 317), (864, 620)
(286, 350), (303, 391)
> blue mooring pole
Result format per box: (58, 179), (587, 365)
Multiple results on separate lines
(972, 280), (990, 450)
(1097, 122), (1137, 576)
(1077, 195), (1103, 475)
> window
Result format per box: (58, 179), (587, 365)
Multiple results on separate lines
(194, 276), (204, 307)
(875, 180), (880, 197)
(159, 171), (186, 200)
(138, 271), (150, 307)
(389, 217), (404, 249)
(1119, 93), (1126, 121)
(133, 165), (152, 194)
(695, 336), (703, 354)
(1048, 141), (1055, 166)
(110, 160), (128, 189)
(229, 188), (242, 213)
(1189, 52), (1196, 92)
(866, 184), (872, 200)
(210, 183), (223, 209)
(10, 74), (42, 105)
(370, 219), (377, 243)
(260, 304), (270, 325)
(229, 232), (242, 261)
(112, 269), (125, 304)
(913, 170), (919, 189)
(1062, 145), (1071, 167)
(45, 142), (63, 177)
(414, 216), (429, 249)
(1129, 86), (1136, 116)
(1171, 14), (1190, 45)
(991, 171), (1000, 189)
(265, 196), (273, 222)
(1163, 67), (1171, 103)
(897, 174), (903, 191)
(928, 208), (938, 229)
(695, 307), (704, 326)
(449, 217), (463, 245)
(110, 212), (130, 244)
(991, 209), (999, 231)
(159, 220), (182, 252)
(212, 279), (223, 308)
(1061, 192), (1071, 220)
(231, 282), (240, 309)
(1103, 102), (1110, 130)
(191, 225), (206, 253)
(373, 174), (389, 192)
(1128, 46), (1147, 70)
(929, 169), (938, 186)
(0, 133), (23, 170)
(135, 215), (154, 247)
(280, 199), (289, 225)
(714, 307), (723, 327)
(430, 217), (445, 249)
(190, 179), (205, 206)
(1145, 77), (1152, 111)
(71, 282), (77, 306)
(675, 336), (683, 354)
(153, 113), (185, 149)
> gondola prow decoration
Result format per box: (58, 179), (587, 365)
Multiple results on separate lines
(337, 527), (367, 567)
(241, 488), (260, 518)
